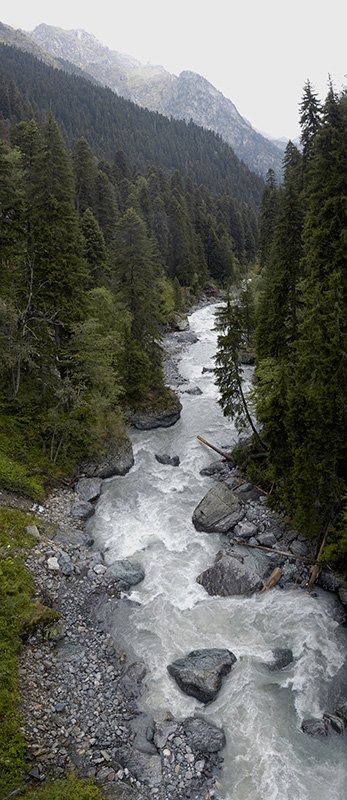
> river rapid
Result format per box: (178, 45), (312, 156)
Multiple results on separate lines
(89, 304), (347, 800)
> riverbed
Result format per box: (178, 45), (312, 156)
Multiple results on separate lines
(89, 304), (347, 800)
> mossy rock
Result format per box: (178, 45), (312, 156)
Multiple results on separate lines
(22, 601), (61, 637)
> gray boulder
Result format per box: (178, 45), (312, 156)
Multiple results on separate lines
(200, 460), (233, 478)
(75, 477), (102, 502)
(182, 716), (226, 753)
(335, 700), (347, 726)
(105, 559), (145, 590)
(290, 540), (309, 557)
(192, 484), (244, 533)
(70, 499), (95, 520)
(167, 648), (236, 703)
(257, 532), (277, 548)
(130, 713), (157, 755)
(301, 718), (328, 736)
(197, 552), (262, 596)
(185, 386), (203, 395)
(233, 521), (258, 539)
(318, 570), (346, 594)
(201, 366), (214, 374)
(155, 454), (180, 467)
(173, 313), (189, 331)
(266, 648), (294, 671)
(54, 526), (94, 547)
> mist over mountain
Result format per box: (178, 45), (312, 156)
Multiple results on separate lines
(29, 23), (284, 177)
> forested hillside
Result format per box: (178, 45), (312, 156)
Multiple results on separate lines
(215, 81), (347, 563)
(0, 89), (258, 494)
(0, 43), (264, 207)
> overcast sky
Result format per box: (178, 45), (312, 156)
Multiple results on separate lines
(2, 1), (346, 139)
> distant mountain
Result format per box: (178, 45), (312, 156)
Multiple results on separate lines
(0, 43), (264, 210)
(30, 23), (284, 178)
(0, 21), (100, 83)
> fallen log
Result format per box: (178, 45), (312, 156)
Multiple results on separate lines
(260, 566), (282, 592)
(229, 537), (316, 565)
(307, 528), (329, 591)
(197, 435), (234, 462)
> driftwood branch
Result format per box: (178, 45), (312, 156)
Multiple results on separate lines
(229, 537), (316, 565)
(196, 435), (234, 462)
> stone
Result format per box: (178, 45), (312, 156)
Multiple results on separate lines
(192, 484), (244, 533)
(233, 521), (258, 539)
(266, 648), (294, 671)
(318, 570), (345, 594)
(167, 648), (236, 703)
(26, 524), (41, 539)
(201, 367), (214, 374)
(257, 532), (277, 548)
(155, 454), (180, 467)
(130, 713), (157, 755)
(70, 499), (95, 520)
(301, 718), (328, 736)
(93, 564), (107, 575)
(200, 460), (233, 478)
(173, 313), (189, 331)
(335, 700), (347, 725)
(47, 556), (60, 572)
(75, 477), (102, 502)
(185, 386), (203, 395)
(153, 722), (178, 749)
(182, 717), (226, 753)
(338, 587), (347, 607)
(105, 560), (145, 590)
(197, 553), (262, 596)
(54, 527), (94, 547)
(289, 540), (309, 557)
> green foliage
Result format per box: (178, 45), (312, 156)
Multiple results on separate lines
(19, 775), (103, 800)
(0, 508), (36, 797)
(0, 450), (44, 499)
(255, 84), (347, 550)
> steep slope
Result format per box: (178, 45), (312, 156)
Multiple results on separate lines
(29, 23), (283, 177)
(0, 43), (264, 207)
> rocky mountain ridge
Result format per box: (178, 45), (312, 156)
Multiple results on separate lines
(29, 22), (285, 177)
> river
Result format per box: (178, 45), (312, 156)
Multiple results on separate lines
(89, 304), (347, 800)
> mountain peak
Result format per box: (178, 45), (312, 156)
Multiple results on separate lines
(28, 22), (283, 176)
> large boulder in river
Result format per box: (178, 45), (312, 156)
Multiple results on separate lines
(182, 716), (226, 753)
(301, 718), (328, 736)
(167, 648), (236, 703)
(105, 560), (145, 590)
(197, 552), (262, 596)
(70, 499), (95, 520)
(266, 648), (294, 671)
(192, 484), (244, 533)
(155, 453), (180, 467)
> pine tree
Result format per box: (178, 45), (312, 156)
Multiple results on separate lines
(73, 137), (98, 214)
(113, 208), (164, 398)
(299, 80), (322, 165)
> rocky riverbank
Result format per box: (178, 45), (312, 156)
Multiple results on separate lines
(17, 485), (225, 800)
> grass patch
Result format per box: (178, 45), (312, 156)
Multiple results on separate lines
(18, 775), (103, 800)
(0, 508), (37, 798)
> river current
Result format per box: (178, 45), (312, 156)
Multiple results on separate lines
(89, 304), (347, 800)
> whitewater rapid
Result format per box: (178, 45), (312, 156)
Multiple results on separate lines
(89, 304), (347, 800)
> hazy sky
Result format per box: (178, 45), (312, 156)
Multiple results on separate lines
(2, 1), (346, 139)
